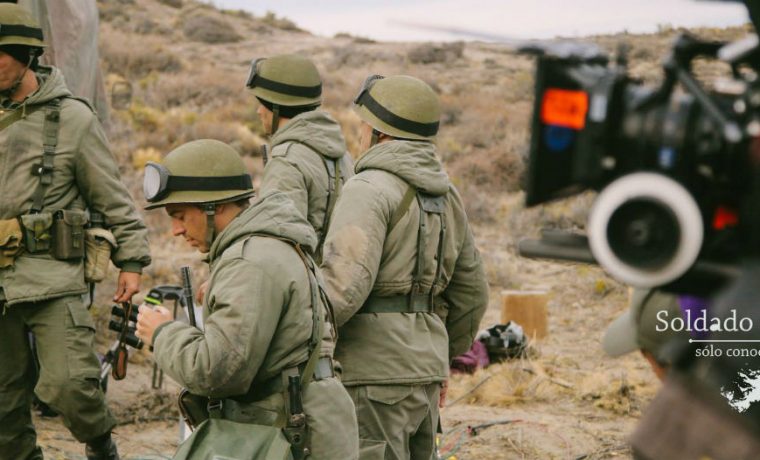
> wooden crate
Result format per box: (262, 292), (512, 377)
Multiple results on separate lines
(501, 290), (549, 340)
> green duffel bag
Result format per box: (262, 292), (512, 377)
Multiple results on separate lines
(173, 418), (292, 460)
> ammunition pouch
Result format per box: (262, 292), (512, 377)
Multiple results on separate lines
(52, 209), (87, 260)
(19, 212), (53, 254)
(0, 218), (23, 268)
(84, 227), (117, 283)
(19, 210), (89, 261)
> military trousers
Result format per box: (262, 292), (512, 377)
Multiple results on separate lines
(346, 383), (440, 460)
(0, 295), (116, 460)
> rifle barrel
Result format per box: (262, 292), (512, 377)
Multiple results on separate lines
(181, 266), (198, 328)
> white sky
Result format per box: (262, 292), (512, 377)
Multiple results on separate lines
(206, 0), (750, 41)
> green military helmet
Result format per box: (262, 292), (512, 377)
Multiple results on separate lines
(144, 139), (254, 210)
(246, 54), (322, 107)
(0, 3), (45, 49)
(353, 75), (440, 141)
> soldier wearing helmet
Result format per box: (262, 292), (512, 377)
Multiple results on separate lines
(136, 139), (358, 460)
(0, 3), (150, 460)
(320, 75), (489, 459)
(247, 54), (353, 264)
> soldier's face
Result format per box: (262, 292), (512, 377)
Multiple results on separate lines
(257, 103), (273, 134)
(166, 204), (210, 252)
(0, 51), (26, 91)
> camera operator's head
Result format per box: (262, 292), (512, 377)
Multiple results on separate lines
(352, 74), (440, 152)
(603, 289), (693, 381)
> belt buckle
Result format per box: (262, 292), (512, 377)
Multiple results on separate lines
(207, 398), (224, 416)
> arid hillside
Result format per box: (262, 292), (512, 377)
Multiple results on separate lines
(33, 1), (754, 458)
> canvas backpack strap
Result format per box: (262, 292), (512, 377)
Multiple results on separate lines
(29, 98), (62, 214)
(316, 156), (342, 264)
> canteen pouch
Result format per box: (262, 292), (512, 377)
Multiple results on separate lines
(52, 210), (87, 260)
(0, 218), (23, 268)
(84, 227), (116, 283)
(172, 417), (290, 460)
(19, 212), (53, 254)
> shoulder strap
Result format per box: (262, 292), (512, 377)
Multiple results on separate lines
(29, 98), (62, 214)
(409, 192), (448, 310)
(388, 185), (417, 232)
(0, 103), (46, 131)
(291, 242), (324, 389)
(248, 233), (327, 389)
(316, 157), (342, 264)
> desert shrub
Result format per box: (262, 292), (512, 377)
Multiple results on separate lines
(260, 11), (302, 32)
(334, 32), (376, 44)
(158, 0), (183, 8)
(448, 145), (525, 194)
(182, 13), (241, 44)
(100, 29), (183, 77)
(408, 42), (464, 64)
(141, 70), (246, 110)
(222, 9), (253, 20)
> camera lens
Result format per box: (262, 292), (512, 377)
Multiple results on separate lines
(607, 199), (680, 270)
(588, 172), (703, 287)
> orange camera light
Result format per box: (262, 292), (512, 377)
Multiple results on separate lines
(540, 88), (589, 130)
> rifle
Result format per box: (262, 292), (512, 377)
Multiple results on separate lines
(100, 279), (192, 390)
(181, 266), (197, 328)
(103, 301), (142, 384)
(143, 284), (185, 389)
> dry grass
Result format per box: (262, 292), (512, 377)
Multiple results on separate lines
(182, 12), (242, 43)
(100, 29), (183, 78)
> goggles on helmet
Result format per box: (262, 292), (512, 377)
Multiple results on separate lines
(353, 74), (439, 138)
(143, 161), (253, 203)
(245, 57), (322, 99)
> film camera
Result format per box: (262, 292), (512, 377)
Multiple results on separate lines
(518, 1), (759, 294)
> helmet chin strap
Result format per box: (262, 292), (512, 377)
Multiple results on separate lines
(203, 204), (216, 249)
(1, 50), (34, 100)
(369, 128), (380, 148)
(271, 104), (280, 135)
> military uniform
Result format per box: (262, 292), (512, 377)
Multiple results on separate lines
(260, 110), (354, 263)
(0, 24), (150, 460)
(321, 76), (489, 459)
(143, 140), (359, 460)
(248, 55), (353, 263)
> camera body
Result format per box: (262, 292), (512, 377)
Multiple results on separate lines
(520, 31), (759, 292)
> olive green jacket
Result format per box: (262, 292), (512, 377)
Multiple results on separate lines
(153, 192), (357, 458)
(259, 110), (353, 262)
(0, 66), (150, 306)
(321, 140), (489, 386)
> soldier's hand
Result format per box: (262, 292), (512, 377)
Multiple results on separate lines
(114, 271), (141, 302)
(136, 305), (173, 348)
(439, 379), (449, 408)
(196, 279), (209, 305)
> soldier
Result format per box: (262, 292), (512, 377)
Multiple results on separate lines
(247, 54), (353, 263)
(0, 4), (151, 460)
(135, 139), (359, 459)
(603, 289), (693, 381)
(320, 75), (490, 459)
